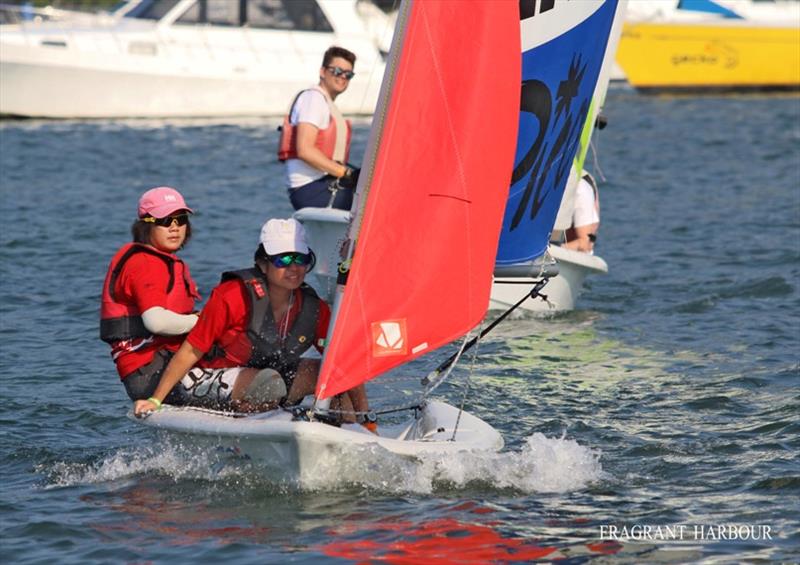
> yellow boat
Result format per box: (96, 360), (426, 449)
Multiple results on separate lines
(616, 20), (800, 92)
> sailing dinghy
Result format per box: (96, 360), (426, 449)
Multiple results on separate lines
(133, 0), (520, 475)
(490, 0), (626, 314)
(306, 1), (627, 315)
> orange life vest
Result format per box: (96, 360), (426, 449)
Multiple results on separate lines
(277, 87), (352, 164)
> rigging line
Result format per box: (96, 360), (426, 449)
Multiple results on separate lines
(313, 401), (422, 420)
(589, 136), (606, 183)
(451, 317), (483, 441)
(538, 247), (552, 277)
(353, 0), (399, 115)
(422, 329), (472, 398)
(147, 405), (249, 418)
(421, 277), (552, 390)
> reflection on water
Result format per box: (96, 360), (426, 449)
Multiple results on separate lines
(314, 501), (686, 563)
(84, 484), (272, 548)
(87, 487), (637, 563)
(483, 310), (676, 387)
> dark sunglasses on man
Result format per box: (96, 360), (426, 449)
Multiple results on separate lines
(143, 213), (190, 227)
(327, 66), (355, 80)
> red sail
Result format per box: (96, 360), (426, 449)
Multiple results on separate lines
(316, 0), (521, 400)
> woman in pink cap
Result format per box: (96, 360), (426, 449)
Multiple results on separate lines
(100, 186), (201, 402)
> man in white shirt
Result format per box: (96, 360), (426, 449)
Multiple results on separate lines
(278, 46), (359, 210)
(564, 172), (600, 253)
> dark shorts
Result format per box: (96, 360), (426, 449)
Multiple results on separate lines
(122, 349), (182, 403)
(289, 175), (353, 211)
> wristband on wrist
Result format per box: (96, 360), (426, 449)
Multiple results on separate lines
(147, 396), (162, 408)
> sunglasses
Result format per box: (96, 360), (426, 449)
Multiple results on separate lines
(143, 213), (190, 227)
(327, 66), (355, 80)
(269, 252), (312, 268)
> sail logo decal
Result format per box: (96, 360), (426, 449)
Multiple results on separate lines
(371, 319), (408, 357)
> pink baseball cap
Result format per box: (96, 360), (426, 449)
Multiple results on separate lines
(137, 186), (193, 219)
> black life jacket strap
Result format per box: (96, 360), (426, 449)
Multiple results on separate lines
(100, 315), (150, 344)
(215, 269), (321, 371)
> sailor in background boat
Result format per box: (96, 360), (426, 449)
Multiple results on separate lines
(563, 172), (600, 254)
(134, 219), (371, 425)
(278, 46), (360, 211)
(100, 187), (201, 402)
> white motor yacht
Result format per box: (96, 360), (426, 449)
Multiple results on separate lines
(0, 0), (392, 118)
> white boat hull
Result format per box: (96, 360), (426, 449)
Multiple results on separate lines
(133, 400), (503, 481)
(0, 0), (386, 118)
(293, 207), (352, 303)
(0, 46), (381, 118)
(490, 245), (608, 313)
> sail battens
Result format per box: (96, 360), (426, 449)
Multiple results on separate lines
(316, 1), (521, 400)
(427, 194), (472, 204)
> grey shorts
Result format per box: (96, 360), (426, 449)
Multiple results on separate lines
(123, 349), (178, 402)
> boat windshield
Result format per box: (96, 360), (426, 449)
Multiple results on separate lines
(122, 0), (182, 20)
(121, 0), (333, 31)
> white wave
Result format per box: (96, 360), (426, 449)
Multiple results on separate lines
(40, 441), (258, 488)
(41, 433), (604, 494)
(319, 431), (607, 494)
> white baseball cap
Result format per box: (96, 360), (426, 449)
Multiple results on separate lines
(259, 218), (310, 255)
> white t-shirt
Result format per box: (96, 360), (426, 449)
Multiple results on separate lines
(572, 177), (600, 228)
(285, 89), (331, 188)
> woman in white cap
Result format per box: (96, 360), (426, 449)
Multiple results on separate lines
(133, 218), (371, 423)
(100, 186), (201, 402)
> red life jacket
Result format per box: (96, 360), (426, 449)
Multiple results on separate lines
(204, 268), (321, 379)
(277, 87), (352, 164)
(100, 243), (198, 345)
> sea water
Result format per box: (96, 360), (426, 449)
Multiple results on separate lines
(1, 90), (798, 563)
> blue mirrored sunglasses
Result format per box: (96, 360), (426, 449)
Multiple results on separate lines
(269, 252), (312, 268)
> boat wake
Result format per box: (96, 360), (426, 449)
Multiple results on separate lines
(40, 442), (251, 487)
(41, 432), (605, 495)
